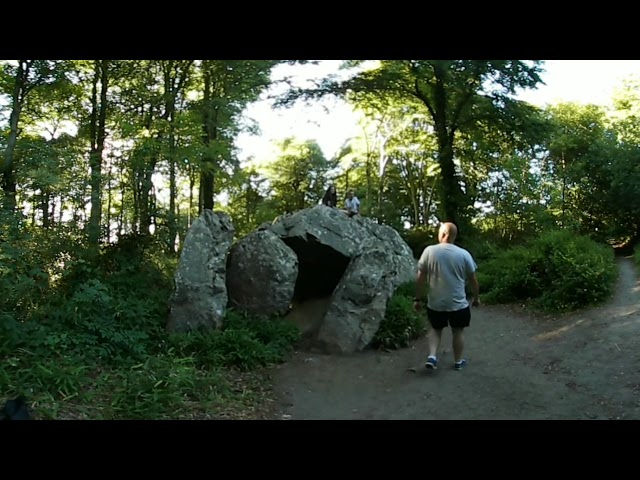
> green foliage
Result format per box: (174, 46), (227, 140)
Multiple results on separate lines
(6, 59), (640, 417)
(539, 102), (629, 240)
(167, 310), (300, 371)
(391, 280), (423, 302)
(261, 138), (337, 214)
(101, 356), (229, 420)
(0, 229), (171, 369)
(0, 223), (298, 419)
(458, 237), (500, 265)
(403, 227), (437, 259)
(276, 60), (545, 225)
(0, 211), (54, 320)
(480, 230), (617, 312)
(0, 350), (237, 419)
(219, 167), (280, 239)
(372, 282), (427, 350)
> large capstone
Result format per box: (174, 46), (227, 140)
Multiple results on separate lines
(167, 210), (234, 333)
(263, 205), (417, 353)
(226, 230), (298, 316)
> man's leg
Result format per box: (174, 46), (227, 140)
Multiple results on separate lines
(450, 306), (471, 370)
(425, 308), (448, 369)
(428, 327), (442, 359)
(451, 328), (465, 362)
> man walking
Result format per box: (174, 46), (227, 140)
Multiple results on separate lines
(414, 222), (480, 371)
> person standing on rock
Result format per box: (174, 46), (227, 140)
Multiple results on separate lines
(322, 185), (338, 208)
(345, 189), (360, 217)
(413, 222), (480, 371)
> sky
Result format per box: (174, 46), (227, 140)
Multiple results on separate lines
(234, 60), (365, 166)
(234, 60), (640, 164)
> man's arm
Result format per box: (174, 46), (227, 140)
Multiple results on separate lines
(468, 272), (480, 307)
(464, 251), (479, 307)
(415, 269), (425, 301)
(414, 249), (429, 309)
(413, 269), (426, 310)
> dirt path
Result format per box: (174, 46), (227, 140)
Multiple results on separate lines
(269, 257), (640, 420)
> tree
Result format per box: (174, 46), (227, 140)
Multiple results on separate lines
(277, 60), (545, 231)
(0, 60), (71, 211)
(545, 103), (611, 231)
(196, 60), (282, 212)
(262, 138), (335, 213)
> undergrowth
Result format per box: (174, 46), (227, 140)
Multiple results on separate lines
(0, 219), (300, 419)
(479, 229), (617, 312)
(372, 281), (427, 350)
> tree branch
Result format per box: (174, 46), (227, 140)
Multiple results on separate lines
(413, 78), (437, 121)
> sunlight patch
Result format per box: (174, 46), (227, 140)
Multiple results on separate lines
(534, 318), (585, 341)
(610, 318), (640, 328)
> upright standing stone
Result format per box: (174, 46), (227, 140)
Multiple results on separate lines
(167, 210), (234, 333)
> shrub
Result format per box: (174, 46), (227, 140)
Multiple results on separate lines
(459, 238), (500, 265)
(373, 282), (427, 350)
(392, 279), (426, 302)
(477, 246), (541, 304)
(480, 229), (617, 312)
(403, 227), (437, 259)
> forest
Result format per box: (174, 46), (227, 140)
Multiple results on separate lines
(1, 60), (638, 419)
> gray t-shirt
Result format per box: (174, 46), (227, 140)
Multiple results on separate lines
(418, 243), (477, 312)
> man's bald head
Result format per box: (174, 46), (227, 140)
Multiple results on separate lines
(438, 222), (458, 243)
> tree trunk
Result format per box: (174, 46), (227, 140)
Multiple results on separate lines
(119, 166), (126, 237)
(57, 195), (63, 225)
(88, 60), (109, 248)
(200, 170), (214, 212)
(132, 171), (140, 233)
(362, 125), (373, 216)
(407, 165), (420, 227)
(106, 163), (112, 242)
(435, 131), (463, 226)
(49, 197), (55, 227)
(2, 61), (28, 212)
(139, 102), (156, 235)
(189, 166), (195, 228)
(139, 168), (155, 234)
(344, 168), (350, 198)
(42, 191), (50, 228)
(561, 153), (566, 228)
(200, 63), (217, 212)
(424, 175), (437, 226)
(163, 60), (191, 252)
(166, 105), (177, 253)
(168, 156), (177, 253)
(415, 66), (466, 228)
(377, 136), (390, 223)
(396, 154), (420, 226)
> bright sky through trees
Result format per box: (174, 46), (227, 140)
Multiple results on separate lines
(235, 60), (640, 163)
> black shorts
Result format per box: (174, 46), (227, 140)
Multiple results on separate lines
(426, 306), (471, 330)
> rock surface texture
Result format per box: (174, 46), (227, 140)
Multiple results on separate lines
(167, 210), (234, 333)
(226, 229), (298, 316)
(266, 206), (416, 353)
(172, 205), (418, 354)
